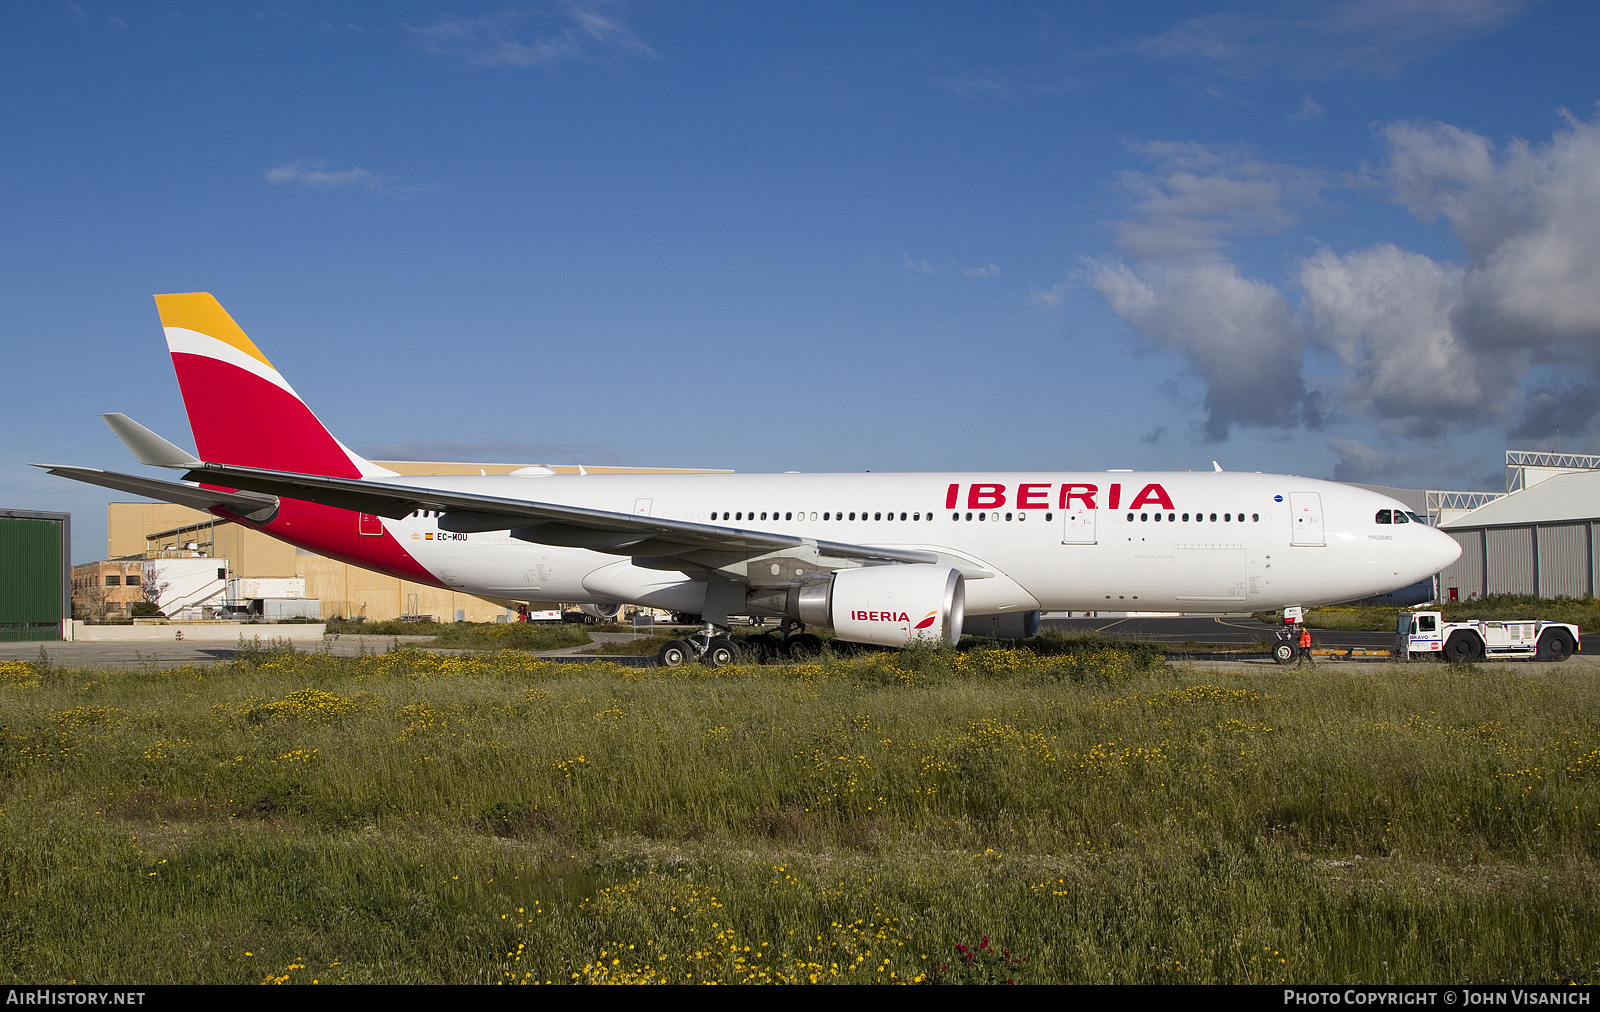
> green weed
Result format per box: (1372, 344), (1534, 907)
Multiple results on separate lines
(0, 646), (1594, 983)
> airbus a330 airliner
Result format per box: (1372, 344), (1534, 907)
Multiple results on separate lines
(43, 294), (1461, 665)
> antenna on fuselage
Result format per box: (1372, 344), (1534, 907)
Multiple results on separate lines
(1212, 461), (1224, 472)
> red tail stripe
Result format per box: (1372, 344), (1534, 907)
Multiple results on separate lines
(171, 354), (361, 478)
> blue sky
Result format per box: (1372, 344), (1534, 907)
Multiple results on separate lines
(5, 1), (1600, 561)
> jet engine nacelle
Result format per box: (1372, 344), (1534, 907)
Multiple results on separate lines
(960, 610), (1041, 639)
(578, 602), (622, 622)
(755, 564), (964, 647)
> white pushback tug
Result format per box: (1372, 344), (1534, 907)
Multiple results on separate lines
(1396, 611), (1580, 662)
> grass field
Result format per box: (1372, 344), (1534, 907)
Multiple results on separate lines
(326, 619), (592, 651)
(1, 642), (1595, 984)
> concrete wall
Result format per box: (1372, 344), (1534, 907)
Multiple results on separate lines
(71, 620), (326, 641)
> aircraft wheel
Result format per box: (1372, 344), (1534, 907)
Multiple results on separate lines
(705, 637), (741, 668)
(1537, 630), (1574, 662)
(1444, 633), (1481, 663)
(657, 639), (693, 668)
(786, 633), (823, 660)
(1272, 642), (1295, 665)
(744, 634), (779, 664)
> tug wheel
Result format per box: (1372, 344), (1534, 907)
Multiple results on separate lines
(1537, 630), (1574, 662)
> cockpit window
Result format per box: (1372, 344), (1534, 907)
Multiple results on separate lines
(1406, 511), (1427, 524)
(1375, 510), (1392, 524)
(1394, 511), (1410, 524)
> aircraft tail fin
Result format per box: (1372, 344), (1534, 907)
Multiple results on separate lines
(154, 293), (392, 479)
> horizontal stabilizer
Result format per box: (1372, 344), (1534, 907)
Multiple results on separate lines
(101, 413), (202, 468)
(37, 464), (279, 522)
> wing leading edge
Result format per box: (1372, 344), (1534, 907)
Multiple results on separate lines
(44, 457), (943, 568)
(183, 460), (941, 565)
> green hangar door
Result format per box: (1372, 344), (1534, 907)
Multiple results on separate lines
(0, 511), (69, 641)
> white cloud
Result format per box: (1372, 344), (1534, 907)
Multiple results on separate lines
(1327, 435), (1501, 490)
(1300, 243), (1497, 438)
(1109, 141), (1323, 259)
(1087, 258), (1317, 440)
(1029, 282), (1066, 308)
(1327, 435), (1404, 483)
(1116, 0), (1533, 80)
(1288, 93), (1323, 123)
(1383, 113), (1600, 350)
(1325, 111), (1600, 439)
(1082, 110), (1600, 446)
(901, 254), (935, 275)
(940, 72), (1016, 101)
(1507, 381), (1600, 445)
(964, 262), (1000, 278)
(406, 2), (657, 67)
(264, 161), (431, 195)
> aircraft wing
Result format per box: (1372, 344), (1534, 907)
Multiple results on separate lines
(54, 460), (940, 567)
(37, 465), (281, 521)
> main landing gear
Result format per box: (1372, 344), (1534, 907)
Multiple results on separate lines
(743, 630), (824, 662)
(655, 620), (825, 667)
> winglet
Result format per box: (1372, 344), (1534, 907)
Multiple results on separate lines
(101, 413), (202, 468)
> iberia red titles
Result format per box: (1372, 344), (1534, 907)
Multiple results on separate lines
(942, 482), (1174, 511)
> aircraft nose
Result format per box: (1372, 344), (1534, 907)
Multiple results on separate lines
(1428, 526), (1462, 573)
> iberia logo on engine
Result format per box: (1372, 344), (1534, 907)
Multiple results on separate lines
(852, 610), (941, 629)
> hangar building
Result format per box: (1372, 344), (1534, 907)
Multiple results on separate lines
(1435, 452), (1600, 601)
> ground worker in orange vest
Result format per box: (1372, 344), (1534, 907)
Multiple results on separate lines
(1297, 625), (1314, 666)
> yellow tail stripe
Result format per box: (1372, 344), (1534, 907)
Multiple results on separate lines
(153, 293), (276, 371)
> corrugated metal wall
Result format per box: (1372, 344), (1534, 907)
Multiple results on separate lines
(1443, 520), (1600, 600)
(1487, 528), (1535, 594)
(0, 515), (65, 641)
(1592, 522), (1600, 597)
(1441, 530), (1485, 600)
(1537, 524), (1591, 598)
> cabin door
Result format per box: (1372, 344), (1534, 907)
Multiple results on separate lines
(1289, 493), (1325, 546)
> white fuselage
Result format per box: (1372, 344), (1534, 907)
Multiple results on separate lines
(372, 470), (1460, 616)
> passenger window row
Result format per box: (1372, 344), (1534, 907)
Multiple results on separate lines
(710, 511), (934, 522)
(1129, 512), (1259, 523)
(951, 512), (1051, 522)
